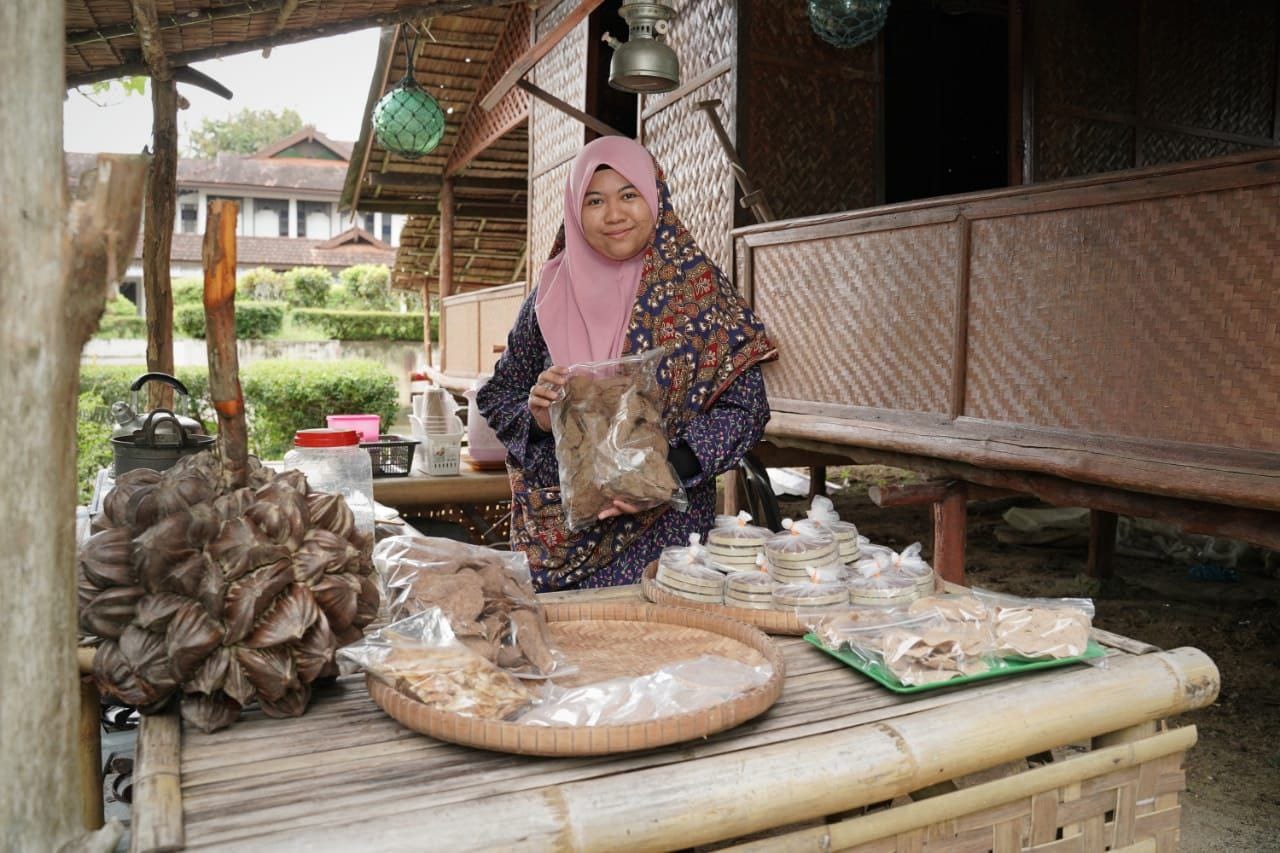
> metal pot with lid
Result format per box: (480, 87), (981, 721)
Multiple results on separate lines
(111, 372), (206, 441)
(111, 408), (218, 475)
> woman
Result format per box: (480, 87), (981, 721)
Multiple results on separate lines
(477, 136), (777, 591)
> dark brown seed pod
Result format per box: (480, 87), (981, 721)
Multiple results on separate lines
(244, 583), (319, 649)
(79, 527), (136, 589)
(165, 601), (225, 680)
(80, 585), (146, 639)
(181, 691), (241, 734)
(223, 559), (294, 646)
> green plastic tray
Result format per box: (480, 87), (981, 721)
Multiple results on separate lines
(803, 634), (1108, 694)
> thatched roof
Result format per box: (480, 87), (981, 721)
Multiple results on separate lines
(64, 0), (520, 87)
(341, 4), (530, 293)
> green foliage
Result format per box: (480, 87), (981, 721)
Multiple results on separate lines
(175, 301), (285, 339)
(241, 360), (400, 459)
(88, 76), (147, 97)
(172, 277), (204, 305)
(186, 107), (304, 158)
(95, 315), (147, 339)
(292, 309), (435, 341)
(105, 297), (139, 317)
(76, 393), (115, 504)
(337, 264), (393, 310)
(283, 266), (332, 308)
(237, 267), (287, 302)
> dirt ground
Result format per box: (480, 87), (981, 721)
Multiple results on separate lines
(782, 467), (1280, 852)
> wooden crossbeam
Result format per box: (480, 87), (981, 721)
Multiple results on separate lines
(517, 79), (623, 138)
(478, 0), (604, 111)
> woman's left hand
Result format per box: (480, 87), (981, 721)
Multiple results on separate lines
(597, 498), (641, 520)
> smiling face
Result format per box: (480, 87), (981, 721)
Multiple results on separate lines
(579, 167), (655, 261)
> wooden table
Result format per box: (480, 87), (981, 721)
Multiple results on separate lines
(129, 586), (1218, 852)
(372, 470), (511, 545)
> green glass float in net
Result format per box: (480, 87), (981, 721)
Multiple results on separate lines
(373, 74), (445, 160)
(808, 0), (891, 49)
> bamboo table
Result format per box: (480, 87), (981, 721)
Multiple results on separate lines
(129, 586), (1218, 852)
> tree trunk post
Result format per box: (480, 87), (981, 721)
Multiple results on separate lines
(203, 200), (249, 489)
(144, 76), (178, 409)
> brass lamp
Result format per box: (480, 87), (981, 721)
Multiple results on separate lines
(602, 1), (680, 94)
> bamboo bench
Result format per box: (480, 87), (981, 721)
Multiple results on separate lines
(733, 149), (1280, 582)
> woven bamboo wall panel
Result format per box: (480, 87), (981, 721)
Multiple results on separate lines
(529, 160), (571, 283)
(642, 0), (735, 114)
(1141, 1), (1277, 137)
(966, 183), (1280, 452)
(531, 3), (586, 178)
(1141, 130), (1259, 168)
(1034, 1), (1137, 116)
(744, 0), (876, 74)
(644, 71), (737, 271)
(751, 225), (957, 414)
(845, 750), (1187, 853)
(1035, 114), (1134, 182)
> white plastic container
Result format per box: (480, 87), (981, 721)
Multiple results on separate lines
(424, 431), (463, 476)
(283, 428), (375, 541)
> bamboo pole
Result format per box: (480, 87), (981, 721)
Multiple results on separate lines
(725, 726), (1197, 852)
(247, 648), (1217, 851)
(438, 177), (455, 374)
(202, 200), (249, 488)
(130, 709), (184, 853)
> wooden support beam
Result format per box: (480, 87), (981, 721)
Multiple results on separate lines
(693, 99), (774, 223)
(932, 483), (968, 585)
(479, 0), (605, 111)
(1087, 510), (1119, 580)
(203, 200), (248, 489)
(172, 66), (233, 99)
(517, 79), (624, 138)
(366, 172), (528, 194)
(438, 177), (455, 373)
(359, 198), (527, 218)
(869, 480), (1016, 507)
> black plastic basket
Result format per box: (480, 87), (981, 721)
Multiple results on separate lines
(360, 434), (420, 477)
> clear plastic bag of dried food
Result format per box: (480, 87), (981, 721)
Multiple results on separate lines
(970, 588), (1098, 662)
(853, 542), (935, 597)
(803, 606), (913, 651)
(655, 534), (726, 603)
(835, 611), (999, 687)
(847, 554), (919, 607)
(515, 655), (773, 727)
(706, 511), (771, 571)
(338, 608), (535, 721)
(371, 535), (567, 677)
(764, 518), (839, 583)
(549, 349), (688, 532)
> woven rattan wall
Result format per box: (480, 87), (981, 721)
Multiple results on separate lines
(967, 181), (1280, 452)
(639, 0), (738, 271)
(749, 223), (957, 415)
(1031, 0), (1279, 181)
(528, 0), (588, 280)
(740, 1), (880, 220)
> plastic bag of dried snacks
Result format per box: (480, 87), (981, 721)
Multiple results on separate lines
(373, 535), (563, 677)
(805, 606), (914, 651)
(764, 519), (838, 583)
(772, 569), (850, 613)
(971, 589), (1095, 661)
(549, 349), (687, 531)
(848, 551), (920, 607)
(655, 533), (726, 604)
(804, 495), (862, 564)
(837, 611), (998, 687)
(339, 608), (535, 720)
(706, 511), (770, 571)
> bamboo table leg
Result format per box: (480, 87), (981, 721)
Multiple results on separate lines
(932, 484), (969, 585)
(720, 469), (741, 516)
(1087, 510), (1118, 579)
(79, 678), (104, 830)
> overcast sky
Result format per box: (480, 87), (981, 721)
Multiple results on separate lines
(64, 28), (381, 154)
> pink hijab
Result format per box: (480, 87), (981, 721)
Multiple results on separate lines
(534, 137), (659, 365)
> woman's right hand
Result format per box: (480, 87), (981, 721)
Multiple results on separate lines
(528, 366), (568, 433)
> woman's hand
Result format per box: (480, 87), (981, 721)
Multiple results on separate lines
(527, 366), (568, 433)
(597, 498), (641, 521)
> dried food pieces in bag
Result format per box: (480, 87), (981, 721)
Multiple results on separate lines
(834, 612), (997, 687)
(373, 536), (561, 676)
(340, 609), (533, 720)
(549, 350), (686, 531)
(971, 589), (1095, 661)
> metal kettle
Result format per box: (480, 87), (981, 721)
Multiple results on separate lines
(118, 372), (206, 439)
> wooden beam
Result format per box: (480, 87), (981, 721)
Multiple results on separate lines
(517, 79), (624, 138)
(366, 172), (527, 193)
(172, 66), (233, 99)
(343, 26), (397, 215)
(203, 200), (249, 489)
(932, 483), (968, 585)
(438, 176), (455, 373)
(478, 0), (605, 111)
(1087, 510), (1119, 580)
(361, 199), (527, 218)
(66, 0), (522, 88)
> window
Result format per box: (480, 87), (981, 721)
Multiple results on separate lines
(363, 212), (375, 233)
(180, 205), (197, 234)
(278, 209), (289, 237)
(296, 206), (306, 238)
(381, 217), (392, 244)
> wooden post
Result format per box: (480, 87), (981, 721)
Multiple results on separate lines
(422, 281), (434, 368)
(203, 200), (249, 489)
(932, 483), (968, 585)
(438, 176), (455, 374)
(1087, 509), (1119, 580)
(134, 0), (177, 410)
(0, 5), (149, 838)
(808, 465), (827, 501)
(131, 710), (185, 852)
(78, 679), (104, 830)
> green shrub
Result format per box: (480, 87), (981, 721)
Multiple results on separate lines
(283, 266), (332, 308)
(172, 277), (204, 304)
(77, 392), (115, 504)
(176, 300), (285, 339)
(337, 264), (392, 310)
(241, 360), (399, 459)
(237, 267), (286, 302)
(292, 308), (435, 341)
(105, 296), (140, 316)
(95, 314), (147, 338)
(79, 365), (214, 427)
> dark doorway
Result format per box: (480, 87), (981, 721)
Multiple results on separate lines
(587, 0), (639, 140)
(883, 0), (1009, 204)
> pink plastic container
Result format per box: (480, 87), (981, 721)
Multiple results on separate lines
(325, 414), (381, 443)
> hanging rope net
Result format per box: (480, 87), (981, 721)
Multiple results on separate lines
(373, 75), (445, 160)
(808, 0), (891, 49)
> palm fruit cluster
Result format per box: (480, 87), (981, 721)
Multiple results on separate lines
(77, 451), (379, 732)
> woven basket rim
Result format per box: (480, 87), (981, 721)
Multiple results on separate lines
(366, 600), (787, 756)
(641, 561), (809, 636)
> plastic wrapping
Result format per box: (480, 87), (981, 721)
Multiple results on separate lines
(972, 589), (1095, 660)
(848, 552), (919, 606)
(907, 594), (994, 652)
(706, 511), (770, 570)
(772, 577), (849, 611)
(724, 558), (776, 609)
(373, 535), (563, 677)
(655, 533), (725, 603)
(339, 609), (535, 720)
(517, 655), (773, 727)
(805, 606), (912, 650)
(805, 495), (862, 564)
(853, 542), (935, 596)
(550, 349), (687, 531)
(828, 611), (998, 686)
(764, 518), (838, 582)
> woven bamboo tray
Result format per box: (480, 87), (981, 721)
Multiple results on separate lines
(641, 561), (809, 636)
(365, 601), (786, 756)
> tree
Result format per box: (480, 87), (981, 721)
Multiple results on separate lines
(186, 107), (303, 158)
